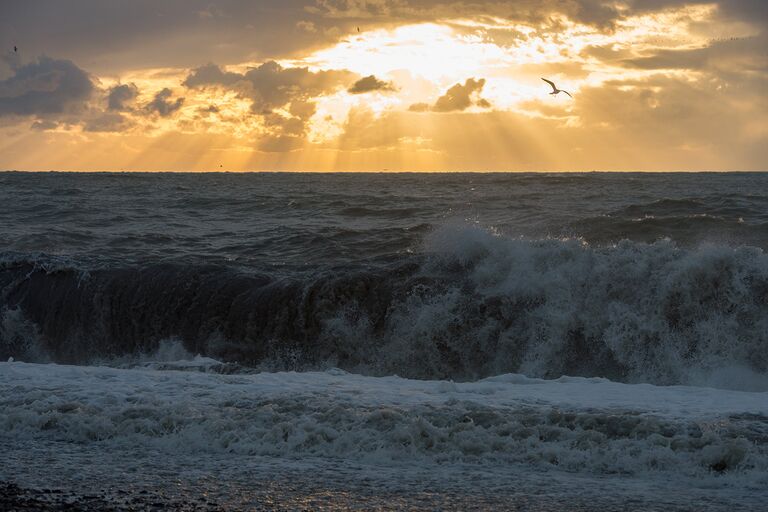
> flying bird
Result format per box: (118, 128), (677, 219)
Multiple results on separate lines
(541, 78), (572, 98)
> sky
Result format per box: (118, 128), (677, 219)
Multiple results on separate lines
(0, 0), (766, 171)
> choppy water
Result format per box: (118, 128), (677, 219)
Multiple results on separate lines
(1, 171), (767, 509)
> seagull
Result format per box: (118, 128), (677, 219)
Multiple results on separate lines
(541, 78), (572, 98)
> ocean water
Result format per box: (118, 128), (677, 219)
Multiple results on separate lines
(1, 171), (767, 510)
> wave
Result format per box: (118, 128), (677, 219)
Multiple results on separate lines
(569, 196), (768, 248)
(1, 226), (767, 389)
(3, 363), (766, 479)
(570, 214), (768, 248)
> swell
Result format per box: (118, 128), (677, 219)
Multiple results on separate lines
(569, 196), (768, 248)
(571, 215), (768, 248)
(2, 227), (768, 387)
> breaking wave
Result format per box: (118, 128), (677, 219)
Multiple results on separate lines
(2, 225), (767, 390)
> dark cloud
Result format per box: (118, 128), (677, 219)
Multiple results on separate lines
(185, 60), (352, 112)
(433, 78), (489, 112)
(0, 1), (340, 74)
(348, 75), (396, 94)
(256, 101), (318, 151)
(0, 56), (93, 116)
(630, 0), (768, 28)
(264, 111), (309, 136)
(107, 83), (139, 111)
(30, 119), (58, 130)
(410, 78), (491, 112)
(1, 1), (766, 79)
(622, 36), (768, 73)
(83, 112), (132, 132)
(199, 104), (220, 114)
(311, 0), (627, 28)
(716, 0), (768, 25)
(624, 48), (710, 70)
(183, 63), (242, 89)
(311, 0), (768, 37)
(145, 87), (184, 116)
(1, 51), (22, 72)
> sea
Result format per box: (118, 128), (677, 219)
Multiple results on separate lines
(0, 171), (767, 510)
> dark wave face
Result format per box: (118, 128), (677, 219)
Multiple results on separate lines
(1, 172), (767, 387)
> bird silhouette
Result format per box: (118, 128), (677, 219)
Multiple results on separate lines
(541, 78), (572, 98)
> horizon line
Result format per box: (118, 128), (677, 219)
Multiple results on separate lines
(2, 169), (767, 174)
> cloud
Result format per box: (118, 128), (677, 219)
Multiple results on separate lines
(311, 0), (768, 31)
(30, 119), (59, 131)
(1, 0), (765, 168)
(2, 51), (22, 71)
(0, 55), (173, 132)
(184, 60), (352, 150)
(551, 73), (768, 168)
(0, 1), (345, 74)
(258, 135), (304, 152)
(296, 20), (318, 33)
(0, 56), (93, 117)
(83, 112), (132, 132)
(2, 1), (766, 80)
(409, 78), (491, 112)
(199, 104), (220, 114)
(145, 88), (184, 116)
(408, 102), (430, 112)
(348, 75), (396, 94)
(310, 0), (624, 28)
(107, 83), (139, 111)
(337, 106), (404, 149)
(182, 63), (242, 89)
(184, 60), (352, 112)
(621, 36), (768, 74)
(630, 0), (768, 27)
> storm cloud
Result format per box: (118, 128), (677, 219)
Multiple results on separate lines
(0, 56), (93, 116)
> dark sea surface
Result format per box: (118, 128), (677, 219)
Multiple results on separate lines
(1, 171), (767, 383)
(1, 171), (767, 510)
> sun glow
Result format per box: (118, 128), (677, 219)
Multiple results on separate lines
(2, 0), (763, 172)
(295, 10), (716, 119)
(302, 24), (509, 84)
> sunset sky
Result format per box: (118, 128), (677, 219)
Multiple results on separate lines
(1, 0), (766, 171)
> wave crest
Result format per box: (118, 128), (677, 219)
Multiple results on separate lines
(2, 226), (767, 389)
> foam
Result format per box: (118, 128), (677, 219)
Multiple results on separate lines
(1, 361), (766, 485)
